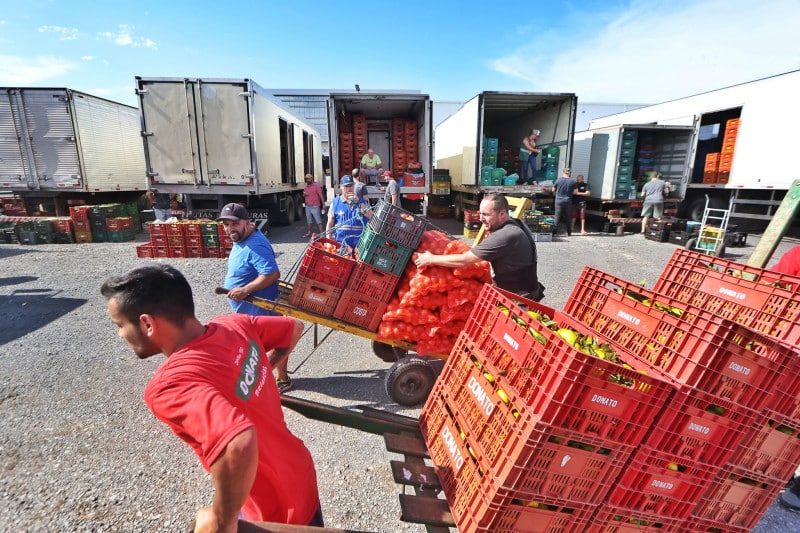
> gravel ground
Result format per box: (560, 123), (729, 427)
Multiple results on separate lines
(0, 217), (798, 532)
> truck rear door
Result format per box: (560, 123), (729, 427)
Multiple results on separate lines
(0, 90), (32, 189)
(196, 81), (254, 186)
(137, 79), (202, 185)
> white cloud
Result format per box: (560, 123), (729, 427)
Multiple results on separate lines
(0, 55), (75, 84)
(38, 25), (79, 41)
(98, 24), (157, 50)
(489, 0), (800, 103)
(81, 55), (94, 61)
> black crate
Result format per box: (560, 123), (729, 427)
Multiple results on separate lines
(728, 231), (748, 247)
(648, 217), (686, 232)
(367, 200), (426, 249)
(645, 228), (670, 242)
(464, 221), (482, 231)
(428, 194), (451, 206)
(668, 231), (691, 246)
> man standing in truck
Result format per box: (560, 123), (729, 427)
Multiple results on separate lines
(360, 148), (382, 185)
(640, 172), (670, 234)
(520, 129), (541, 184)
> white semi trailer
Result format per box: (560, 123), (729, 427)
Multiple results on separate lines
(136, 77), (323, 225)
(0, 87), (147, 214)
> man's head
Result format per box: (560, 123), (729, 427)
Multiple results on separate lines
(576, 174), (585, 183)
(101, 264), (195, 359)
(563, 168), (572, 177)
(383, 170), (393, 181)
(367, 148), (375, 157)
(217, 203), (252, 242)
(351, 168), (360, 179)
(479, 193), (510, 232)
(304, 173), (314, 184)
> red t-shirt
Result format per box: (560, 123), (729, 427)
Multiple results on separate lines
(144, 314), (319, 524)
(772, 245), (800, 278)
(303, 182), (324, 207)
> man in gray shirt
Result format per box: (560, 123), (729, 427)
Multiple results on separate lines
(383, 171), (400, 206)
(551, 168), (577, 236)
(640, 172), (670, 233)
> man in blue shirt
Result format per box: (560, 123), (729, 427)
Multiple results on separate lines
(219, 203), (293, 392)
(326, 175), (369, 248)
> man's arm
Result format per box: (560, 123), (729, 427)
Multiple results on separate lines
(227, 272), (280, 301)
(268, 318), (303, 370)
(194, 427), (258, 533)
(414, 250), (482, 269)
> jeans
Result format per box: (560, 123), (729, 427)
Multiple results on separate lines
(554, 201), (573, 235)
(153, 208), (169, 222)
(524, 156), (537, 185)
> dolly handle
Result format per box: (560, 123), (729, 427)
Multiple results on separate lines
(215, 287), (230, 295)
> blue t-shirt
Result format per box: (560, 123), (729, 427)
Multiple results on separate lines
(224, 230), (279, 316)
(330, 196), (368, 247)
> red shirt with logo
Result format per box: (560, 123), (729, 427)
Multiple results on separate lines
(772, 245), (800, 278)
(144, 314), (319, 524)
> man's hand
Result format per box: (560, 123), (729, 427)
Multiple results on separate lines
(194, 507), (235, 533)
(227, 287), (250, 301)
(414, 251), (434, 268)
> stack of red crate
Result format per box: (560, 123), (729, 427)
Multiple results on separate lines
(339, 132), (354, 173)
(651, 249), (800, 531)
(138, 221), (232, 259)
(290, 238), (354, 317)
(404, 119), (418, 163)
(704, 153), (720, 183)
(69, 205), (93, 243)
(420, 285), (675, 532)
(353, 114), (367, 166)
(2, 198), (27, 216)
(391, 118), (406, 175)
(718, 118), (740, 184)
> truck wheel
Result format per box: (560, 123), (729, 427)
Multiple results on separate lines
(687, 196), (726, 222)
(275, 195), (296, 225)
(371, 340), (407, 363)
(294, 193), (305, 221)
(385, 357), (435, 406)
(684, 236), (697, 252)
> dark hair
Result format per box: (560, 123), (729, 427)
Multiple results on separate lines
(482, 193), (509, 213)
(100, 264), (195, 325)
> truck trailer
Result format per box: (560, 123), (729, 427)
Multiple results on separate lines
(572, 69), (800, 226)
(326, 92), (432, 209)
(0, 87), (147, 214)
(434, 91), (578, 219)
(136, 77), (323, 225)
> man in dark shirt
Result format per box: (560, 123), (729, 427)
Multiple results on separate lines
(414, 193), (542, 300)
(572, 174), (591, 235)
(552, 168), (577, 236)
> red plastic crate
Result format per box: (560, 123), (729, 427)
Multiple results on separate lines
(564, 267), (789, 410)
(106, 217), (133, 231)
(145, 222), (167, 237)
(425, 335), (636, 504)
(344, 261), (400, 303)
(69, 205), (90, 221)
(729, 411), (800, 480)
(52, 219), (74, 233)
(185, 235), (203, 247)
(691, 466), (783, 529)
(288, 276), (342, 317)
(607, 446), (719, 519)
(167, 235), (185, 247)
(422, 390), (597, 533)
(187, 246), (205, 258)
(206, 247), (223, 258)
(168, 245), (188, 258)
(366, 201), (426, 249)
(149, 234), (168, 246)
(643, 385), (759, 466)
(184, 223), (202, 237)
(153, 245), (169, 258)
(297, 238), (356, 289)
(332, 290), (387, 331)
(166, 222), (185, 236)
(684, 516), (748, 533)
(461, 285), (675, 447)
(771, 354), (800, 422)
(135, 244), (154, 258)
(653, 248), (800, 345)
(587, 505), (686, 532)
(217, 223), (228, 239)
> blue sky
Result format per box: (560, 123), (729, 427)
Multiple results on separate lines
(1, 0), (798, 107)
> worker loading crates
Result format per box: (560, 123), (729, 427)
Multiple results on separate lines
(420, 247), (800, 532)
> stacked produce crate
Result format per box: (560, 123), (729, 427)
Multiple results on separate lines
(523, 210), (554, 242)
(652, 248), (800, 531)
(718, 118), (740, 184)
(353, 114), (367, 166)
(614, 130), (638, 199)
(422, 247), (799, 531)
(338, 112), (354, 173)
(538, 145), (560, 182)
(421, 285), (675, 532)
(137, 221), (232, 259)
(427, 169), (451, 215)
(644, 217), (685, 243)
(479, 137), (501, 185)
(1, 198), (27, 216)
(704, 153), (720, 184)
(462, 209), (481, 240)
(70, 206), (93, 243)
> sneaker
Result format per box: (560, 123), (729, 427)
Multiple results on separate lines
(276, 378), (294, 394)
(302, 232), (311, 238)
(779, 490), (800, 512)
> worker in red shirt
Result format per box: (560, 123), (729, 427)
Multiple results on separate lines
(101, 264), (322, 531)
(771, 245), (800, 277)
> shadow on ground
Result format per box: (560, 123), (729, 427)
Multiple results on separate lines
(0, 289), (87, 345)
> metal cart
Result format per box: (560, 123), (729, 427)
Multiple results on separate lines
(685, 194), (733, 258)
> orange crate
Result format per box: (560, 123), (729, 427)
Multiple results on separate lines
(564, 267), (791, 410)
(344, 261), (400, 302)
(289, 276), (342, 317)
(726, 118), (741, 129)
(74, 230), (93, 243)
(717, 171), (730, 184)
(608, 446), (719, 519)
(587, 505), (686, 532)
(653, 248), (800, 346)
(135, 244), (154, 258)
(729, 411), (800, 480)
(702, 170), (718, 184)
(461, 287), (674, 447)
(332, 290), (387, 331)
(423, 337), (636, 504)
(422, 390), (597, 532)
(690, 466), (783, 529)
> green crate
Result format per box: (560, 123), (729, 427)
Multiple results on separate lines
(622, 130), (638, 141)
(617, 165), (634, 178)
(355, 226), (413, 276)
(621, 139), (637, 150)
(619, 156), (634, 166)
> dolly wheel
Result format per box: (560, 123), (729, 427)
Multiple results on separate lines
(684, 236), (697, 252)
(371, 340), (407, 363)
(385, 357), (436, 406)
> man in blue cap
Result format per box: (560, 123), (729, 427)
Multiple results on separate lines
(325, 175), (370, 247)
(218, 203), (293, 393)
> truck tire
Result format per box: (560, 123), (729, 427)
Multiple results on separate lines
(384, 357), (435, 406)
(275, 194), (296, 225)
(371, 340), (407, 363)
(687, 196), (726, 222)
(294, 193), (305, 221)
(453, 194), (464, 221)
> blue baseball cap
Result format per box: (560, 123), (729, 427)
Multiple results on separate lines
(340, 175), (354, 186)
